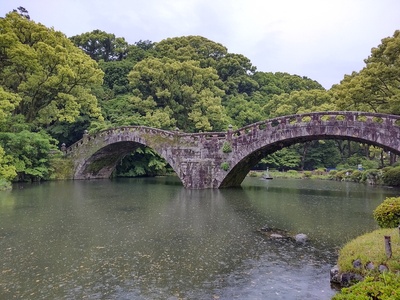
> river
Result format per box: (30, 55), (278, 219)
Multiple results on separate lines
(0, 176), (398, 299)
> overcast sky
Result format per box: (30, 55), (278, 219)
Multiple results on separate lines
(1, 0), (399, 89)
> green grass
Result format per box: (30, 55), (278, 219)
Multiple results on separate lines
(250, 170), (330, 180)
(337, 228), (400, 276)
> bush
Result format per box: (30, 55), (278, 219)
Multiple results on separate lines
(361, 169), (382, 185)
(328, 170), (337, 179)
(373, 197), (400, 228)
(333, 273), (400, 299)
(248, 171), (258, 177)
(382, 166), (400, 186)
(313, 168), (326, 175)
(222, 141), (232, 153)
(350, 170), (362, 182)
(303, 171), (312, 178)
(220, 162), (230, 171)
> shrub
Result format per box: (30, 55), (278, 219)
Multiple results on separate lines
(361, 169), (382, 185)
(222, 142), (232, 153)
(332, 273), (400, 299)
(303, 171), (312, 178)
(248, 171), (258, 177)
(350, 170), (362, 182)
(328, 170), (337, 179)
(313, 168), (326, 175)
(382, 166), (400, 186)
(220, 162), (230, 171)
(287, 170), (298, 175)
(373, 197), (400, 228)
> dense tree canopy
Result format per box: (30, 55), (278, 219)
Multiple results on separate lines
(0, 11), (104, 128)
(69, 29), (130, 62)
(128, 57), (228, 131)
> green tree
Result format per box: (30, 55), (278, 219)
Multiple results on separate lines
(0, 131), (58, 181)
(263, 89), (335, 117)
(0, 11), (104, 128)
(99, 59), (135, 95)
(215, 53), (258, 95)
(260, 148), (301, 171)
(224, 94), (265, 128)
(154, 35), (227, 68)
(70, 29), (130, 62)
(0, 145), (17, 182)
(128, 57), (228, 132)
(0, 87), (21, 125)
(333, 30), (400, 114)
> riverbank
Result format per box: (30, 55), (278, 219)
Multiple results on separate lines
(331, 228), (400, 298)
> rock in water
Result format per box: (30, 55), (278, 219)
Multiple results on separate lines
(295, 233), (308, 244)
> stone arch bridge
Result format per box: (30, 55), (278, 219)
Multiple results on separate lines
(64, 111), (400, 189)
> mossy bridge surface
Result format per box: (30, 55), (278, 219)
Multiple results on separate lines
(64, 111), (400, 189)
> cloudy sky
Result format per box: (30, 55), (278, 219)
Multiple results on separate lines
(1, 0), (399, 88)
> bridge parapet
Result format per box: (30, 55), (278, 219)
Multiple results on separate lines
(227, 111), (400, 140)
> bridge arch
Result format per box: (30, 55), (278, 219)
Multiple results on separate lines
(65, 127), (182, 181)
(65, 112), (400, 189)
(219, 111), (400, 188)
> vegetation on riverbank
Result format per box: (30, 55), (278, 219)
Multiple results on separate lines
(333, 196), (400, 299)
(333, 228), (400, 299)
(337, 228), (400, 276)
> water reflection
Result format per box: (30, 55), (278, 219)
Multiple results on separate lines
(0, 177), (398, 299)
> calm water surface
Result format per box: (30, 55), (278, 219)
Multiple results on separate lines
(0, 177), (399, 299)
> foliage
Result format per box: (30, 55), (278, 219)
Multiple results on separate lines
(224, 94), (265, 127)
(70, 29), (130, 61)
(154, 35), (227, 68)
(0, 131), (58, 181)
(373, 197), (400, 228)
(260, 148), (301, 171)
(128, 57), (228, 132)
(382, 166), (400, 187)
(0, 145), (17, 182)
(333, 272), (400, 300)
(99, 59), (135, 95)
(263, 89), (334, 118)
(333, 30), (400, 114)
(350, 170), (363, 182)
(222, 141), (232, 153)
(48, 156), (74, 180)
(361, 169), (382, 185)
(115, 146), (169, 177)
(220, 162), (230, 171)
(0, 11), (104, 128)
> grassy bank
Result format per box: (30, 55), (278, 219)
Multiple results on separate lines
(249, 169), (330, 180)
(333, 228), (400, 299)
(337, 228), (400, 276)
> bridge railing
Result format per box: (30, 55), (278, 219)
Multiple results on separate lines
(229, 111), (400, 138)
(64, 126), (179, 153)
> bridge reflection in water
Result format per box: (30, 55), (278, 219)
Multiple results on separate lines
(64, 111), (400, 189)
